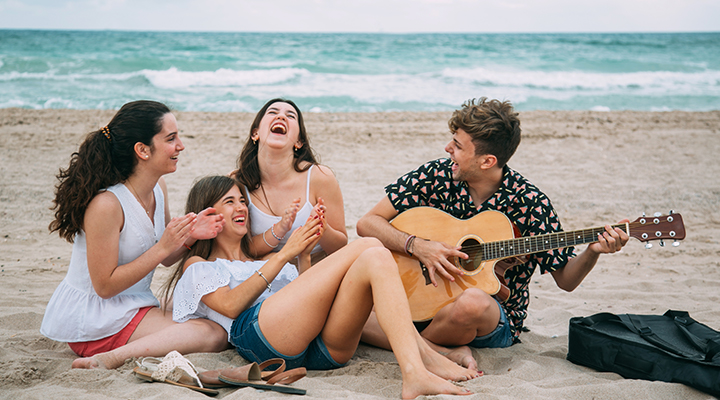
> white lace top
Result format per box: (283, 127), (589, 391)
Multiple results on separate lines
(40, 183), (164, 342)
(172, 258), (298, 340)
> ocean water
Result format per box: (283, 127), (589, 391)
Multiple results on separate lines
(1, 30), (719, 112)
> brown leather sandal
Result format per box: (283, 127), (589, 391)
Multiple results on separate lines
(199, 358), (306, 395)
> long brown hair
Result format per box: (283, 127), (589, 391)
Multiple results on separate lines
(160, 175), (254, 309)
(234, 98), (318, 192)
(49, 100), (171, 242)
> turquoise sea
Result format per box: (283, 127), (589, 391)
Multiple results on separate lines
(1, 30), (719, 112)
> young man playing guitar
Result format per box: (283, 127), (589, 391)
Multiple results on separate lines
(357, 98), (629, 368)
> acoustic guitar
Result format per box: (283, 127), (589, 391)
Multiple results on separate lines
(390, 207), (686, 322)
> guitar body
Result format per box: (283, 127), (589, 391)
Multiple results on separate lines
(391, 207), (517, 322)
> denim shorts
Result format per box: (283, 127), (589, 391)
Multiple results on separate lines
(467, 300), (514, 349)
(229, 301), (345, 370)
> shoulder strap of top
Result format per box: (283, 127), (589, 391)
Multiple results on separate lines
(305, 165), (314, 203)
(244, 185), (254, 206)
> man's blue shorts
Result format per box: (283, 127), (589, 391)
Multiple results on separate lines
(467, 299), (514, 348)
(229, 301), (346, 370)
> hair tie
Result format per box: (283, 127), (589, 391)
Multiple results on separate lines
(102, 126), (111, 141)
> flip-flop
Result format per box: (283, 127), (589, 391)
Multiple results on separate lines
(132, 350), (218, 396)
(218, 360), (307, 395)
(198, 358), (288, 389)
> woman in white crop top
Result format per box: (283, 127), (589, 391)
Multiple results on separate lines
(234, 99), (348, 261)
(162, 176), (479, 398)
(41, 101), (228, 370)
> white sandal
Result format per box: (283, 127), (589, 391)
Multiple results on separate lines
(133, 350), (218, 396)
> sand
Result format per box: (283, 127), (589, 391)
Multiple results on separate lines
(1, 108), (719, 399)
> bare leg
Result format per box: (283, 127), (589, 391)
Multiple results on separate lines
(361, 311), (391, 349)
(423, 339), (479, 373)
(71, 308), (229, 369)
(257, 240), (474, 398)
(258, 238), (381, 356)
(362, 310), (480, 372)
(420, 288), (500, 347)
(318, 247), (476, 397)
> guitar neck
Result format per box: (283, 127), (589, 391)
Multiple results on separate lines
(480, 223), (628, 261)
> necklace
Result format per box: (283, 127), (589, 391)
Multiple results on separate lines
(126, 180), (152, 216)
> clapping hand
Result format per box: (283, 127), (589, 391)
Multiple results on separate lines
(191, 207), (225, 240)
(274, 198), (302, 240)
(159, 213), (197, 254)
(279, 215), (323, 260)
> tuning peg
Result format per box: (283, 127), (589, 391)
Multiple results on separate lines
(654, 212), (662, 217)
(645, 243), (653, 249)
(670, 209), (674, 215)
(659, 240), (665, 247)
(642, 212), (646, 217)
(672, 240), (680, 247)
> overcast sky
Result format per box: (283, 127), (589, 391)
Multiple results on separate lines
(0, 0), (718, 33)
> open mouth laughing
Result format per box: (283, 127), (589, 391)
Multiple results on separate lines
(270, 121), (287, 134)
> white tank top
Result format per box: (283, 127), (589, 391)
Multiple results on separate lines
(40, 183), (163, 342)
(246, 165), (323, 254)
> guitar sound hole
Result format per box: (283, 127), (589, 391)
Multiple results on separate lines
(458, 238), (482, 272)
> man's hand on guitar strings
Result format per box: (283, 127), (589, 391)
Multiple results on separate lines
(412, 238), (468, 287)
(588, 221), (630, 255)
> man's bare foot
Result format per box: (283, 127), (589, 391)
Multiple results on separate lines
(443, 346), (479, 372)
(422, 337), (481, 374)
(418, 343), (481, 382)
(401, 369), (471, 399)
(71, 352), (122, 369)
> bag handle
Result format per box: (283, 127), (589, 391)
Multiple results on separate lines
(664, 310), (720, 362)
(618, 313), (704, 361)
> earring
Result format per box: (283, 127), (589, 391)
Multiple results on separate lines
(253, 138), (257, 145)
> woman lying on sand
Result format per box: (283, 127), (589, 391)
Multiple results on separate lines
(41, 100), (228, 369)
(162, 175), (479, 399)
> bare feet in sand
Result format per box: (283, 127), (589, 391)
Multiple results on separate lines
(71, 352), (123, 369)
(401, 369), (471, 399)
(418, 341), (481, 382)
(443, 345), (479, 372)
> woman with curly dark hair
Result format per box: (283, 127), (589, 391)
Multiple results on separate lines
(41, 100), (228, 369)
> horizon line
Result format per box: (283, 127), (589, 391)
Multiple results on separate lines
(1, 28), (719, 35)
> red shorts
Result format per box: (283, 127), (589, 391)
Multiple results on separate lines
(68, 306), (153, 357)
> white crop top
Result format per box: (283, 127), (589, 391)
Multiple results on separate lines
(172, 258), (298, 340)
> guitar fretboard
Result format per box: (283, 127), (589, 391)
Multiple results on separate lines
(480, 223), (628, 261)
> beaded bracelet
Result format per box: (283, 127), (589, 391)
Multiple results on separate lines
(404, 234), (416, 256)
(256, 270), (272, 291)
(271, 224), (284, 241)
(262, 230), (278, 248)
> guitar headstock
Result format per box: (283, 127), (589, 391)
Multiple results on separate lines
(628, 212), (685, 247)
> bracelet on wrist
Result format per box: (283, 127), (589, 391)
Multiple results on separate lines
(262, 230), (278, 248)
(404, 234), (416, 256)
(182, 243), (192, 251)
(256, 270), (272, 292)
(271, 224), (284, 241)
